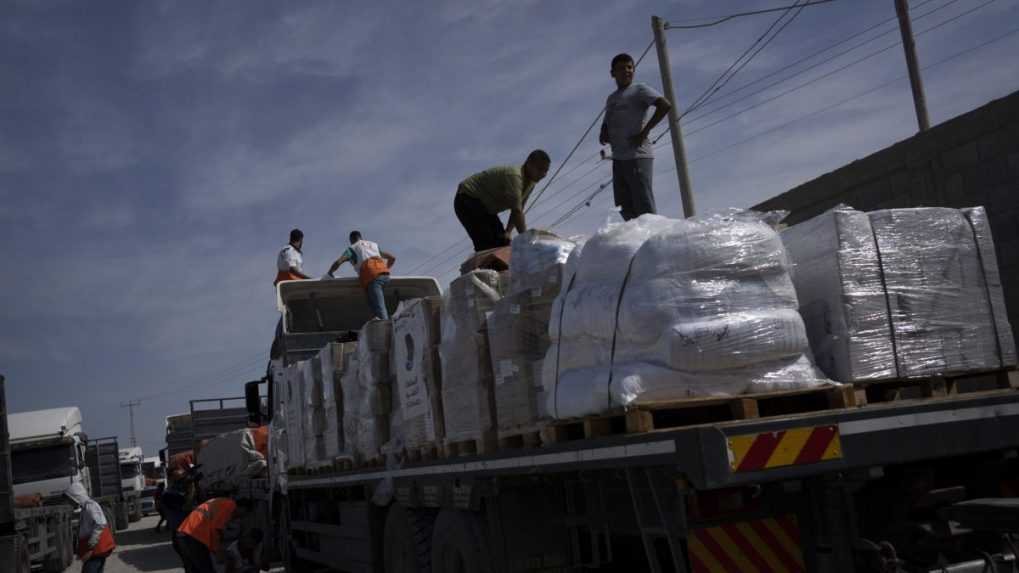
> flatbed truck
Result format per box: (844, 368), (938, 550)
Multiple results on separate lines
(242, 277), (1019, 573)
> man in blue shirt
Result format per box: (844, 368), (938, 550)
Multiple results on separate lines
(599, 53), (672, 221)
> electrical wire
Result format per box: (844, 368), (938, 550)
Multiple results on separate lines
(664, 0), (837, 30)
(684, 0), (806, 117)
(651, 0), (994, 146)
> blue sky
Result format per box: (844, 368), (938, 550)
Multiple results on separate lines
(2, 0), (1017, 455)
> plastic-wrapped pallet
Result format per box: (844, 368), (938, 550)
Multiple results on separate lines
(393, 297), (444, 449)
(353, 320), (393, 462)
(301, 359), (323, 465)
(439, 270), (503, 445)
(782, 205), (1016, 382)
(489, 231), (577, 433)
(545, 213), (829, 419)
(338, 352), (359, 463)
(328, 342), (356, 458)
(283, 363), (306, 468)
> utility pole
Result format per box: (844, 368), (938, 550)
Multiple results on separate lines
(120, 400), (141, 448)
(651, 15), (696, 219)
(894, 0), (930, 131)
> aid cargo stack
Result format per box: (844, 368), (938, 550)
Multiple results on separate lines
(439, 269), (504, 455)
(392, 296), (445, 457)
(487, 231), (576, 442)
(781, 205), (1017, 389)
(352, 320), (395, 464)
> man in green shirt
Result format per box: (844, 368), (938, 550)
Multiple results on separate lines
(454, 149), (551, 252)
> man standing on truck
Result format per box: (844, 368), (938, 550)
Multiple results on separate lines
(326, 230), (397, 320)
(454, 149), (551, 252)
(275, 228), (311, 286)
(599, 53), (672, 221)
(64, 482), (116, 573)
(176, 496), (251, 573)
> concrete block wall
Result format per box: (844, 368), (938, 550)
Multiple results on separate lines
(755, 90), (1019, 345)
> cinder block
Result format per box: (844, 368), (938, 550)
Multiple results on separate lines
(942, 142), (980, 170)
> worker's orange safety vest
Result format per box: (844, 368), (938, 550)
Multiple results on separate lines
(178, 498), (237, 553)
(78, 526), (116, 559)
(274, 270), (304, 286)
(358, 257), (390, 289)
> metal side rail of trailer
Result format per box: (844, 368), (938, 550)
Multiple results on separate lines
(282, 390), (1019, 573)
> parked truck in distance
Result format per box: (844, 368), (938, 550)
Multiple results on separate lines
(118, 446), (144, 522)
(3, 383), (86, 572)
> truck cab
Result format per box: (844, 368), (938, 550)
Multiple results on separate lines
(118, 446), (144, 522)
(9, 407), (89, 501)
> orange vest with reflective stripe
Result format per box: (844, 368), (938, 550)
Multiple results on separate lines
(358, 257), (390, 289)
(178, 498), (237, 553)
(78, 526), (115, 559)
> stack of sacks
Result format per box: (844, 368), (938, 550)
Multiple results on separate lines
(440, 270), (503, 445)
(782, 205), (1017, 382)
(488, 231), (576, 433)
(301, 358), (323, 465)
(283, 362), (306, 468)
(269, 359), (288, 473)
(338, 351), (359, 463)
(353, 320), (394, 462)
(393, 296), (444, 450)
(545, 214), (829, 419)
(300, 344), (347, 466)
(328, 342), (357, 457)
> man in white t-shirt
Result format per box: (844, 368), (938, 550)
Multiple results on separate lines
(599, 52), (672, 221)
(326, 230), (397, 320)
(275, 228), (311, 286)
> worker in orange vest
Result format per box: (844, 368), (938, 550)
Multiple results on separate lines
(64, 482), (116, 573)
(275, 228), (311, 286)
(326, 230), (397, 320)
(176, 497), (252, 573)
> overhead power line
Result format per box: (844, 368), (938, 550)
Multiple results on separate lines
(664, 0), (837, 30)
(684, 0), (807, 117)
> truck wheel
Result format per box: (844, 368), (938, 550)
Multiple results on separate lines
(430, 510), (492, 573)
(384, 504), (437, 573)
(115, 502), (130, 531)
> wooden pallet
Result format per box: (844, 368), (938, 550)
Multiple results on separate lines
(403, 445), (440, 463)
(854, 367), (1019, 405)
(496, 427), (543, 450)
(542, 384), (857, 445)
(442, 432), (498, 458)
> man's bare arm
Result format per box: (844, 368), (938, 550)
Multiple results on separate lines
(326, 254), (350, 277)
(634, 97), (672, 144)
(381, 251), (396, 268)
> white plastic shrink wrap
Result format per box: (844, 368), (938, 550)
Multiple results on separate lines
(489, 231), (577, 431)
(783, 205), (1016, 382)
(439, 270), (503, 442)
(393, 297), (444, 448)
(353, 320), (393, 461)
(545, 214), (829, 419)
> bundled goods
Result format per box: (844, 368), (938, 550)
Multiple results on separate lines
(439, 270), (504, 445)
(782, 205), (1016, 382)
(352, 320), (394, 462)
(301, 359), (325, 465)
(545, 213), (830, 420)
(489, 231), (577, 433)
(195, 426), (268, 491)
(283, 362), (306, 468)
(393, 296), (445, 449)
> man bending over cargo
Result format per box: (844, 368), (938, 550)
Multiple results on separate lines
(177, 496), (253, 573)
(327, 231), (397, 320)
(455, 149), (551, 252)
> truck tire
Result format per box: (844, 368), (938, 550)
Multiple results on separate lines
(430, 510), (492, 573)
(384, 503), (436, 573)
(129, 499), (142, 522)
(115, 502), (130, 531)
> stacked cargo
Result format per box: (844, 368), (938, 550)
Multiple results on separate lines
(439, 270), (504, 451)
(544, 214), (829, 420)
(782, 205), (1017, 383)
(283, 362), (307, 468)
(352, 320), (395, 463)
(299, 345), (346, 468)
(393, 296), (445, 452)
(487, 231), (576, 437)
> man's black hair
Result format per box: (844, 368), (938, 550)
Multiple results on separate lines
(349, 230), (362, 244)
(611, 53), (634, 69)
(289, 228), (303, 243)
(526, 149), (551, 165)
